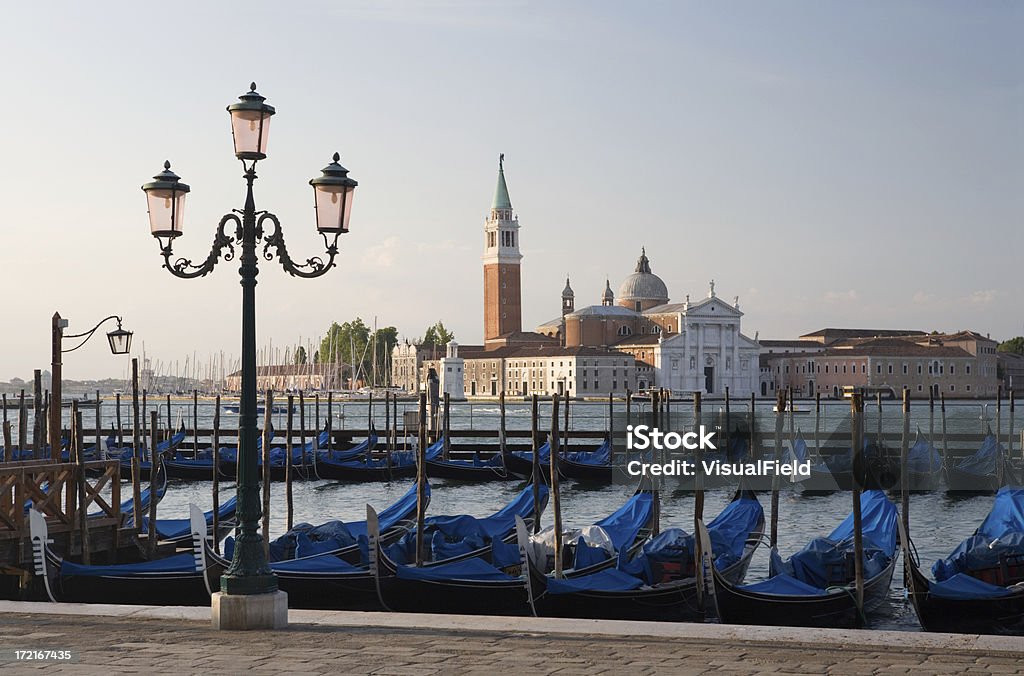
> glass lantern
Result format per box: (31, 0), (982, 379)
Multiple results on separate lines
(310, 153), (358, 234)
(227, 82), (275, 160)
(142, 161), (190, 238)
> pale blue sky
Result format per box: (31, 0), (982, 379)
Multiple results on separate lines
(0, 1), (1020, 380)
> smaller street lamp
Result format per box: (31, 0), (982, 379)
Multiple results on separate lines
(51, 313), (133, 460)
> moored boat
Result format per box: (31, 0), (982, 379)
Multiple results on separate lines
(902, 486), (1024, 634)
(529, 489), (764, 621)
(712, 490), (898, 628)
(946, 433), (1009, 494)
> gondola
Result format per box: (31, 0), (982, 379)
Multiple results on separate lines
(798, 449), (854, 494)
(712, 490), (898, 628)
(946, 433), (1008, 494)
(141, 496), (238, 547)
(556, 440), (613, 482)
(903, 428), (943, 492)
(113, 427), (187, 480)
(314, 429), (378, 464)
(529, 489), (764, 621)
(316, 437), (441, 482)
(29, 504), (210, 606)
(503, 441), (550, 479)
(425, 448), (515, 481)
(164, 429), (334, 481)
(206, 484), (544, 611)
(200, 484), (430, 610)
(371, 487), (651, 616)
(225, 482), (423, 566)
(902, 486), (1024, 634)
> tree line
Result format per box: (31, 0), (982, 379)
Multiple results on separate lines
(301, 319), (454, 387)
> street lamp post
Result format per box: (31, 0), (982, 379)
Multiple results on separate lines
(142, 83), (356, 629)
(51, 313), (132, 461)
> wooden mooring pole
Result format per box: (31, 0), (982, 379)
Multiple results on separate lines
(42, 390), (50, 450)
(33, 369), (42, 460)
(770, 389), (784, 547)
(94, 390), (101, 461)
(193, 390), (199, 458)
(814, 391), (821, 461)
(531, 394), (541, 534)
(147, 411), (160, 559)
(1009, 390), (1016, 461)
(285, 394), (294, 532)
(326, 392), (333, 456)
(693, 390), (705, 610)
(18, 390), (27, 456)
(900, 388), (911, 541)
(694, 390), (705, 525)
(74, 403), (91, 564)
(131, 359), (142, 533)
(141, 389), (148, 460)
(443, 392), (451, 459)
(563, 389), (570, 456)
(262, 389), (273, 557)
(384, 391), (391, 454)
(2, 394), (9, 461)
(929, 388), (938, 467)
(940, 393), (948, 471)
(115, 393), (123, 459)
(415, 392), (427, 567)
(996, 385), (1003, 456)
(724, 387), (731, 455)
(851, 391), (865, 624)
(550, 393), (563, 580)
(212, 394), (221, 554)
(499, 391), (508, 468)
(299, 390), (309, 477)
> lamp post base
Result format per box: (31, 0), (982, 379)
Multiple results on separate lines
(212, 590), (288, 630)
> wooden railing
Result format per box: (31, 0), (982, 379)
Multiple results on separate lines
(0, 459), (120, 540)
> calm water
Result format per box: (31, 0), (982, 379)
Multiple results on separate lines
(9, 398), (1016, 631)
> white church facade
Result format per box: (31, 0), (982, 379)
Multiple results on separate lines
(648, 292), (761, 396)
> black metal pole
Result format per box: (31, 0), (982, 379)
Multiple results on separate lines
(220, 166), (276, 595)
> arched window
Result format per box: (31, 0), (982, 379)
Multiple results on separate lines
(617, 325), (632, 337)
(652, 325), (661, 334)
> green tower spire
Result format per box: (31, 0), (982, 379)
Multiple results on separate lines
(492, 153), (512, 211)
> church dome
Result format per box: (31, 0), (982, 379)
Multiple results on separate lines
(617, 248), (668, 304)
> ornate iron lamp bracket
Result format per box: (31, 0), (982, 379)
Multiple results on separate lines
(160, 214), (239, 279)
(259, 212), (339, 278)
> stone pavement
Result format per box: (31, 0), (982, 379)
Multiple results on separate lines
(0, 602), (1021, 675)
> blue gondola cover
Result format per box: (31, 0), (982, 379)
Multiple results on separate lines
(955, 435), (1005, 477)
(929, 572), (1016, 600)
(61, 552), (198, 577)
(396, 556), (518, 582)
(933, 487), (1024, 581)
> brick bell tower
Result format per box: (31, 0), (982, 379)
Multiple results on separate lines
(483, 154), (522, 347)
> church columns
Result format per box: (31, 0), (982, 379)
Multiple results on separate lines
(682, 320), (689, 393)
(696, 323), (704, 394)
(732, 325), (739, 393)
